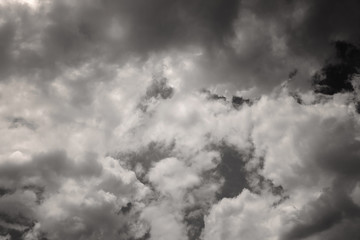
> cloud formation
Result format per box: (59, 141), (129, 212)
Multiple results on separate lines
(1, 0), (360, 239)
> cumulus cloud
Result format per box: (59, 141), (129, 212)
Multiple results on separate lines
(3, 75), (360, 239)
(203, 189), (283, 240)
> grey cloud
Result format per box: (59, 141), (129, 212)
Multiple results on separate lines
(0, 151), (149, 240)
(0, 0), (241, 82)
(312, 41), (360, 95)
(197, 0), (360, 92)
(282, 181), (360, 240)
(183, 205), (205, 240)
(200, 89), (227, 102)
(0, 151), (102, 191)
(284, 0), (360, 59)
(120, 202), (132, 214)
(0, 191), (38, 240)
(174, 3), (308, 92)
(245, 0), (360, 61)
(309, 219), (360, 240)
(139, 74), (174, 112)
(8, 117), (37, 130)
(278, 101), (360, 240)
(0, 17), (15, 79)
(0, 151), (102, 238)
(101, 0), (241, 53)
(145, 76), (174, 101)
(117, 141), (174, 183)
(308, 116), (360, 177)
(2, 0), (360, 92)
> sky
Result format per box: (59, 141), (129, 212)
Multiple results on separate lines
(0, 0), (360, 240)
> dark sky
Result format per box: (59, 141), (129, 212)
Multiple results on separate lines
(0, 0), (360, 240)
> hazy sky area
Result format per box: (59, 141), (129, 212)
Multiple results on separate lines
(1, 0), (360, 240)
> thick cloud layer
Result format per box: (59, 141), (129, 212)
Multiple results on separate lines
(1, 0), (360, 240)
(1, 0), (360, 91)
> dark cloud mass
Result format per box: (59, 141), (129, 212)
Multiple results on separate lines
(1, 0), (360, 240)
(0, 0), (240, 83)
(1, 0), (359, 90)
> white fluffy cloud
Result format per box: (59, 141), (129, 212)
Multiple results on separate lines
(2, 72), (360, 239)
(203, 189), (284, 240)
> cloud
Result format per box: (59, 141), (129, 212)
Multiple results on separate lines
(0, 151), (150, 239)
(203, 189), (284, 240)
(1, 0), (360, 239)
(2, 68), (360, 239)
(0, 0), (241, 86)
(3, 0), (360, 96)
(3, 0), (356, 93)
(141, 200), (187, 240)
(148, 157), (200, 199)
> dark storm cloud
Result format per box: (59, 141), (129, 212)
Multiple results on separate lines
(196, 0), (360, 91)
(2, 0), (360, 91)
(0, 0), (241, 82)
(101, 0), (241, 52)
(245, 0), (360, 58)
(312, 41), (360, 95)
(284, 0), (360, 59)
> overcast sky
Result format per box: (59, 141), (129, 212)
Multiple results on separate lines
(1, 0), (360, 240)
